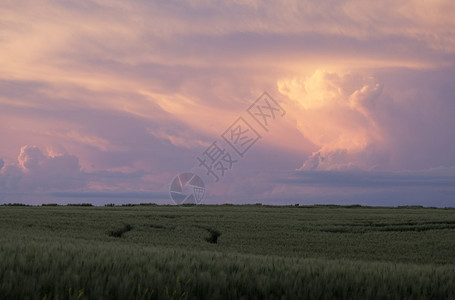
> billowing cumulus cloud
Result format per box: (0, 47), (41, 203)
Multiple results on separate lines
(18, 146), (46, 171)
(279, 66), (455, 172)
(279, 70), (388, 170)
(2, 145), (84, 192)
(0, 145), (170, 204)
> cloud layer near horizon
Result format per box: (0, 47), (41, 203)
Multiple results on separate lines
(1, 0), (454, 205)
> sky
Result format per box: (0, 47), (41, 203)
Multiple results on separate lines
(1, 0), (455, 206)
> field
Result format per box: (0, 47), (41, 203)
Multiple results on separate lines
(0, 204), (454, 299)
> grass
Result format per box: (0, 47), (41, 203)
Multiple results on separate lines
(0, 205), (454, 299)
(108, 224), (133, 238)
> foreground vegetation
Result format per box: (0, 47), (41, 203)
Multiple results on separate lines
(0, 204), (454, 299)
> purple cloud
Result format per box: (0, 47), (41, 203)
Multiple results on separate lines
(1, 0), (455, 205)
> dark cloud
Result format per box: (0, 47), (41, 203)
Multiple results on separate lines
(204, 168), (455, 207)
(279, 169), (455, 188)
(50, 191), (168, 200)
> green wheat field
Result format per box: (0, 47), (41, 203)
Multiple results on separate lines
(0, 204), (454, 299)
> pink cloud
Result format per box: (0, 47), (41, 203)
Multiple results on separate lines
(279, 70), (387, 170)
(1, 0), (455, 205)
